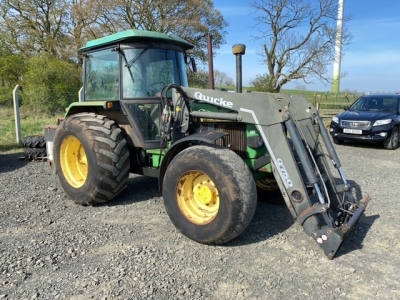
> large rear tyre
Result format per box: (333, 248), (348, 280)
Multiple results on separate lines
(163, 145), (257, 244)
(256, 176), (285, 205)
(53, 113), (130, 205)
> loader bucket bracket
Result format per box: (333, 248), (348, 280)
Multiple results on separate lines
(296, 204), (329, 226)
(314, 227), (346, 260)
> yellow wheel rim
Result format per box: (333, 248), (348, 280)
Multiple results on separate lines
(177, 171), (220, 225)
(59, 136), (88, 188)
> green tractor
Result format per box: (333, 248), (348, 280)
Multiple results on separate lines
(45, 29), (370, 259)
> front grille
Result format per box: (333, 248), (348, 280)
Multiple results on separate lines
(194, 123), (247, 158)
(341, 120), (371, 130)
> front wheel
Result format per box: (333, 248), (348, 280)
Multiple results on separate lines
(163, 145), (257, 244)
(53, 113), (130, 205)
(384, 127), (399, 150)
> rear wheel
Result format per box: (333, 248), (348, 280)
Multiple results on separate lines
(384, 127), (399, 150)
(256, 176), (285, 204)
(53, 113), (130, 205)
(163, 145), (257, 244)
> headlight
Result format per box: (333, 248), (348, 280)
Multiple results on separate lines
(373, 119), (392, 126)
(332, 116), (339, 124)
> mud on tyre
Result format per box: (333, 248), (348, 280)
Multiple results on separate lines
(53, 113), (130, 205)
(162, 145), (257, 244)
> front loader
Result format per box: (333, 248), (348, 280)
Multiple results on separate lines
(45, 29), (370, 259)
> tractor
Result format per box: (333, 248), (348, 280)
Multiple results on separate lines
(43, 29), (370, 259)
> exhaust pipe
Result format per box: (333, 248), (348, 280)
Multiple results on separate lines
(232, 44), (246, 93)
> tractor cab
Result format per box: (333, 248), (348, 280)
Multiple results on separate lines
(80, 30), (194, 147)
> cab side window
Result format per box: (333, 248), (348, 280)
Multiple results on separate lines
(85, 49), (119, 101)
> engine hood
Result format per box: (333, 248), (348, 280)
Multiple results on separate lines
(337, 110), (397, 121)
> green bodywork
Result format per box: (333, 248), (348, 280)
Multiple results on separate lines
(80, 29), (194, 52)
(65, 101), (106, 116)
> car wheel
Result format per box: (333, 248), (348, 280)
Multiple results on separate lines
(383, 127), (399, 150)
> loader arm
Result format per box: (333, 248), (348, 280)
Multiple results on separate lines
(172, 87), (370, 259)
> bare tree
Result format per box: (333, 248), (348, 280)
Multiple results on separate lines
(0, 0), (70, 58)
(105, 0), (228, 62)
(214, 70), (234, 86)
(0, 0), (227, 64)
(1, 1), (59, 56)
(250, 0), (352, 92)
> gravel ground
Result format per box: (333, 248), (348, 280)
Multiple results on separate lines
(0, 142), (399, 300)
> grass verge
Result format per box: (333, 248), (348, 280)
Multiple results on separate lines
(0, 107), (61, 154)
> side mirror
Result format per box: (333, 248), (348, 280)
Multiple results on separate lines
(343, 106), (349, 110)
(190, 56), (197, 73)
(185, 54), (197, 73)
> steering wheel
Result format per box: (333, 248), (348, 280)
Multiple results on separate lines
(147, 81), (166, 97)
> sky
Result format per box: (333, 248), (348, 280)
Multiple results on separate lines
(211, 0), (400, 93)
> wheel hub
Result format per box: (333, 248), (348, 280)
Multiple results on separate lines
(177, 171), (220, 225)
(194, 181), (216, 205)
(60, 135), (88, 188)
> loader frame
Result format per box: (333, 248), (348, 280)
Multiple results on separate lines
(168, 87), (370, 259)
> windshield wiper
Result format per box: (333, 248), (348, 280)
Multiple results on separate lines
(112, 46), (136, 83)
(126, 43), (154, 68)
(114, 43), (154, 84)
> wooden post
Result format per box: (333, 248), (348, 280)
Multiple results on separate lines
(314, 91), (317, 106)
(13, 85), (22, 144)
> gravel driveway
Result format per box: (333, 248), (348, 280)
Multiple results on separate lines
(0, 143), (399, 300)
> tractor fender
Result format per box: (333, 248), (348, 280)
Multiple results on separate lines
(158, 130), (229, 190)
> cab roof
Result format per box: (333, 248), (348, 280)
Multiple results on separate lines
(80, 29), (194, 52)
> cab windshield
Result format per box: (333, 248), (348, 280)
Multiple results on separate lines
(84, 45), (188, 101)
(122, 47), (188, 98)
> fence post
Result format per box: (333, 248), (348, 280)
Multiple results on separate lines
(313, 91), (317, 106)
(13, 85), (22, 144)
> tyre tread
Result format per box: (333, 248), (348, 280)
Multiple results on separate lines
(163, 145), (257, 245)
(53, 113), (130, 205)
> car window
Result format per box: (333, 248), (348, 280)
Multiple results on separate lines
(350, 97), (368, 110)
(381, 98), (398, 111)
(350, 97), (399, 112)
